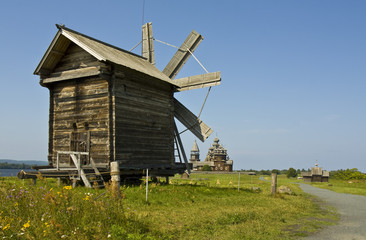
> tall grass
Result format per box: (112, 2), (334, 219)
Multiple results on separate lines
(0, 174), (337, 239)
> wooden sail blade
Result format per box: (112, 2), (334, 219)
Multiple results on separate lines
(163, 30), (203, 79)
(142, 22), (155, 65)
(174, 71), (221, 92)
(174, 98), (213, 142)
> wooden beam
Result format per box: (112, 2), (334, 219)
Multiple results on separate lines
(174, 121), (190, 174)
(41, 67), (101, 84)
(173, 98), (213, 142)
(174, 71), (221, 92)
(142, 22), (155, 65)
(162, 30), (203, 79)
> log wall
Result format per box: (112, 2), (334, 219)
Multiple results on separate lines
(47, 43), (111, 167)
(49, 77), (110, 167)
(45, 43), (175, 169)
(113, 67), (175, 166)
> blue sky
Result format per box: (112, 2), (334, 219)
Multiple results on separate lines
(0, 1), (365, 171)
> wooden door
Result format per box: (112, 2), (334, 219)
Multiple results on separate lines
(70, 131), (90, 165)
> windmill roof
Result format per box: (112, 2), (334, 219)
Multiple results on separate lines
(34, 25), (177, 86)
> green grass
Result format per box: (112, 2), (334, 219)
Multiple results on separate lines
(308, 178), (366, 196)
(0, 174), (338, 239)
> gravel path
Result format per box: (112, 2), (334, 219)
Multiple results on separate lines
(299, 183), (366, 240)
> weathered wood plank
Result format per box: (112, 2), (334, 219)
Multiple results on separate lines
(53, 43), (100, 72)
(174, 71), (221, 92)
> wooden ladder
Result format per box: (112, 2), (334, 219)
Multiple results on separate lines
(88, 157), (105, 188)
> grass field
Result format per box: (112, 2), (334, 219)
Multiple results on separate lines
(309, 178), (366, 196)
(0, 174), (338, 239)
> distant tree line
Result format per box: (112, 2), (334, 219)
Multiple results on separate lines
(330, 168), (366, 180)
(0, 162), (32, 169)
(238, 168), (310, 177)
(237, 168), (366, 180)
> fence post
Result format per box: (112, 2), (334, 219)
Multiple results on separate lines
(271, 173), (277, 195)
(110, 161), (121, 199)
(238, 172), (240, 192)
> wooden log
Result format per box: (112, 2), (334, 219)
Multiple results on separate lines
(271, 173), (277, 195)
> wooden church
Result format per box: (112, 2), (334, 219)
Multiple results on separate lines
(23, 23), (221, 185)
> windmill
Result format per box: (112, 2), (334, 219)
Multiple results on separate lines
(18, 23), (221, 186)
(141, 22), (221, 172)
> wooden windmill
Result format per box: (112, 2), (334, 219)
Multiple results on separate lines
(141, 22), (221, 169)
(19, 23), (221, 186)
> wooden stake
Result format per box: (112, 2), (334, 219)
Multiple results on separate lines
(110, 161), (121, 199)
(271, 173), (277, 195)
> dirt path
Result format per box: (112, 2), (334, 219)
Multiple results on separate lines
(299, 183), (366, 240)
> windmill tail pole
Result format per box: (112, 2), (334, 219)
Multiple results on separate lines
(110, 162), (121, 199)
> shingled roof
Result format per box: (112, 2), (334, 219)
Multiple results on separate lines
(34, 24), (176, 86)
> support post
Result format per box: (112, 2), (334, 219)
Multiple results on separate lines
(72, 179), (77, 188)
(271, 173), (277, 195)
(32, 178), (37, 185)
(110, 161), (121, 199)
(56, 152), (59, 171)
(57, 178), (61, 186)
(166, 176), (169, 185)
(173, 121), (190, 174)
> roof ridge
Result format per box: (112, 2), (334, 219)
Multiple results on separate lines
(55, 24), (146, 60)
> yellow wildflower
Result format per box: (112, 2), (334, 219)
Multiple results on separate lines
(14, 202), (18, 207)
(49, 188), (53, 191)
(82, 195), (90, 201)
(23, 220), (30, 229)
(3, 223), (10, 230)
(63, 186), (72, 190)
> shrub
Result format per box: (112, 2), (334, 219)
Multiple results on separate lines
(331, 168), (366, 180)
(202, 165), (212, 171)
(286, 168), (297, 178)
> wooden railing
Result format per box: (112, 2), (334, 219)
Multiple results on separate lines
(56, 151), (91, 187)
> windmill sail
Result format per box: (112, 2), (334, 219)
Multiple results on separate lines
(162, 30), (203, 79)
(174, 71), (221, 92)
(174, 98), (213, 142)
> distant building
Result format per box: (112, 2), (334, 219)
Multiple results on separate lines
(301, 163), (329, 182)
(189, 137), (233, 172)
